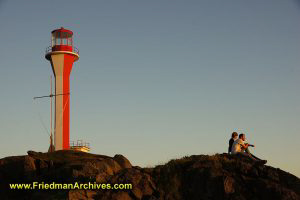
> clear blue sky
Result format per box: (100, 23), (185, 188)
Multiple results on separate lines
(0, 1), (299, 177)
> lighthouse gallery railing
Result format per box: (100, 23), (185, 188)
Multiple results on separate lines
(45, 46), (79, 55)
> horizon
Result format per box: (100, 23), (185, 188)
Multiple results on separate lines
(0, 0), (299, 177)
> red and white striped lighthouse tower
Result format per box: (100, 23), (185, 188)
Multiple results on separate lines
(45, 27), (79, 151)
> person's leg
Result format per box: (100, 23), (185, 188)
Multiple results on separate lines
(251, 153), (267, 164)
(245, 148), (262, 160)
(250, 154), (262, 160)
(237, 151), (267, 164)
(238, 152), (257, 161)
(246, 149), (267, 164)
(245, 147), (251, 154)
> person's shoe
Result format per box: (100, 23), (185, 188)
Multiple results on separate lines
(257, 160), (267, 165)
(261, 160), (267, 164)
(253, 159), (267, 165)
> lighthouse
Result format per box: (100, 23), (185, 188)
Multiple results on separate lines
(45, 27), (79, 151)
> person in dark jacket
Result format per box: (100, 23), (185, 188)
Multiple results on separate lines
(228, 132), (238, 154)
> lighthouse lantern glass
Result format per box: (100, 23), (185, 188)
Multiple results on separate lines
(52, 31), (73, 47)
(68, 37), (72, 46)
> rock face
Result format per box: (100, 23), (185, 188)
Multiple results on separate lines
(0, 151), (299, 200)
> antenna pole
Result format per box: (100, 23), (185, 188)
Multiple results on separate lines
(50, 75), (53, 152)
(33, 81), (69, 152)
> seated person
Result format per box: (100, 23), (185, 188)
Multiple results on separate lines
(232, 133), (267, 164)
(228, 132), (238, 154)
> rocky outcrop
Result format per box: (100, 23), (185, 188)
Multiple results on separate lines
(151, 154), (300, 200)
(0, 151), (299, 200)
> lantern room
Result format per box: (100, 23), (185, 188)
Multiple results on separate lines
(45, 27), (79, 61)
(51, 27), (73, 52)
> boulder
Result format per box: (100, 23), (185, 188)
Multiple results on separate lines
(113, 154), (132, 169)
